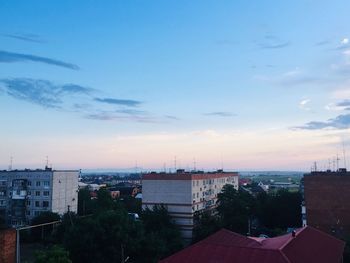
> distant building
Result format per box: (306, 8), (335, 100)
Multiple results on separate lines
(142, 170), (239, 241)
(302, 169), (350, 239)
(0, 168), (79, 227)
(160, 226), (345, 263)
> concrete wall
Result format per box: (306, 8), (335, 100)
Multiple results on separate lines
(51, 171), (78, 214)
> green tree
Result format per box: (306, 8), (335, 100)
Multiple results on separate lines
(122, 196), (142, 214)
(34, 245), (71, 263)
(63, 209), (142, 263)
(216, 185), (256, 234)
(140, 205), (183, 262)
(30, 212), (61, 242)
(257, 189), (301, 230)
(77, 187), (94, 216)
(192, 211), (221, 243)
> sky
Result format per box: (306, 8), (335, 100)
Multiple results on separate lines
(1, 0), (350, 171)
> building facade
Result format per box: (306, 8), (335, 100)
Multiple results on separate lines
(302, 169), (350, 239)
(142, 170), (239, 241)
(0, 168), (79, 227)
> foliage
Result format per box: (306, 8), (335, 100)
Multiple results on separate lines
(256, 189), (302, 230)
(77, 187), (94, 216)
(139, 205), (183, 262)
(63, 209), (142, 263)
(30, 212), (61, 242)
(195, 186), (302, 240)
(216, 185), (256, 234)
(192, 211), (221, 243)
(34, 245), (72, 263)
(122, 195), (142, 214)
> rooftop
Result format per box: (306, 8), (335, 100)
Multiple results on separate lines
(160, 226), (345, 263)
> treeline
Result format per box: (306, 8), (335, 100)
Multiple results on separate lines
(26, 188), (182, 263)
(193, 184), (302, 242)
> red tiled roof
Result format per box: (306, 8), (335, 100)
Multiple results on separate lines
(159, 227), (345, 263)
(143, 172), (238, 181)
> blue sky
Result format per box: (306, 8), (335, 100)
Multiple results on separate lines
(1, 1), (350, 171)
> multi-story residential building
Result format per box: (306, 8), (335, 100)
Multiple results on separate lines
(0, 168), (79, 227)
(302, 168), (350, 239)
(142, 169), (239, 241)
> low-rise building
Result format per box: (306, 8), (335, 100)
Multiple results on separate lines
(142, 169), (239, 241)
(0, 168), (79, 227)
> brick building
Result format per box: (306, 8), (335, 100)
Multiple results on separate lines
(302, 169), (350, 239)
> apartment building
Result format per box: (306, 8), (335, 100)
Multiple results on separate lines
(142, 169), (239, 241)
(0, 168), (79, 227)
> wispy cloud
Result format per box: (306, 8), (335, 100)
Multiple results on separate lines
(336, 100), (350, 107)
(1, 33), (44, 43)
(85, 111), (157, 123)
(296, 114), (350, 130)
(0, 78), (92, 108)
(94, 97), (142, 107)
(203, 111), (236, 117)
(0, 50), (79, 70)
(164, 115), (180, 120)
(258, 35), (290, 49)
(315, 40), (331, 46)
(299, 99), (311, 111)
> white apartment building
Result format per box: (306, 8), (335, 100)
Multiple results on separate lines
(0, 168), (79, 226)
(142, 169), (239, 241)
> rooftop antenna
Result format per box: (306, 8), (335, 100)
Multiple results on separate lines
(328, 159), (331, 171)
(45, 156), (49, 169)
(193, 158), (197, 171)
(220, 154), (224, 171)
(342, 140), (347, 169)
(332, 157), (336, 172)
(313, 161), (317, 172)
(174, 156), (177, 172)
(336, 154), (340, 171)
(163, 162), (166, 173)
(9, 156), (13, 171)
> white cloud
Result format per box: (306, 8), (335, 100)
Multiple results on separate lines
(299, 98), (311, 110)
(341, 38), (349, 45)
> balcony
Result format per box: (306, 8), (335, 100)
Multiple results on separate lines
(12, 190), (27, 200)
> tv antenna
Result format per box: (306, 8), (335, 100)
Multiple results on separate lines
(174, 156), (177, 172)
(336, 154), (340, 171)
(9, 156), (13, 171)
(193, 158), (196, 171)
(342, 140), (347, 169)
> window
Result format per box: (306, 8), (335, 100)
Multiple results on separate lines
(35, 201), (40, 207)
(35, 191), (40, 196)
(36, 181), (40, 187)
(34, 211), (40, 216)
(196, 181), (199, 186)
(27, 181), (31, 186)
(27, 190), (31, 195)
(0, 200), (5, 206)
(43, 191), (49, 196)
(43, 181), (50, 187)
(16, 190), (20, 195)
(192, 181), (195, 187)
(192, 193), (195, 199)
(196, 192), (199, 198)
(43, 201), (49, 207)
(26, 200), (31, 206)
(26, 210), (30, 216)
(0, 191), (5, 196)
